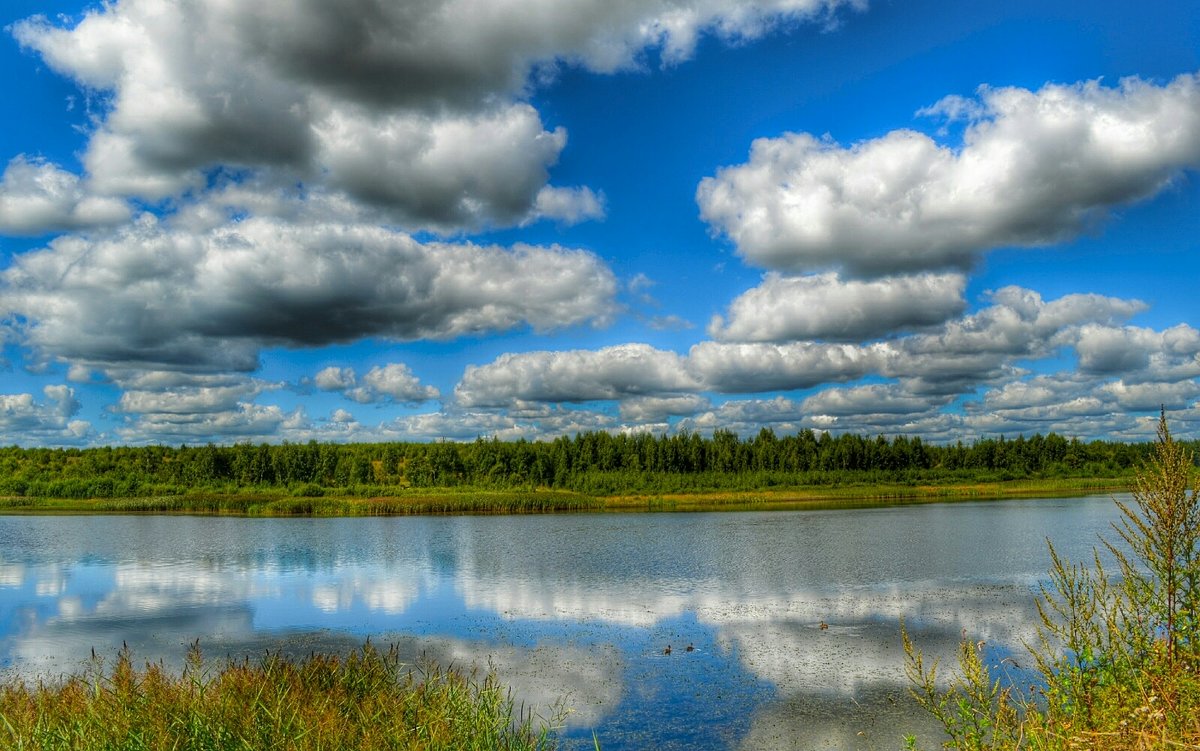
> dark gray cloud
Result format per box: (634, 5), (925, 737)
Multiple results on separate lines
(229, 0), (858, 110)
(698, 73), (1200, 276)
(1, 215), (617, 372)
(12, 0), (852, 230)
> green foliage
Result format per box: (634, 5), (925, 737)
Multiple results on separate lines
(904, 413), (1200, 749)
(0, 429), (1175, 502)
(0, 642), (560, 751)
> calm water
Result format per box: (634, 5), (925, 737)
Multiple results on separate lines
(0, 495), (1125, 750)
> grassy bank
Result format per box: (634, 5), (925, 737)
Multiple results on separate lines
(0, 643), (558, 751)
(0, 476), (1131, 516)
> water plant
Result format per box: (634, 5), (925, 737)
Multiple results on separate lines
(0, 641), (560, 751)
(903, 412), (1200, 749)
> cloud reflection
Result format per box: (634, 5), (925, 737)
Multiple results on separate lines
(0, 504), (1120, 750)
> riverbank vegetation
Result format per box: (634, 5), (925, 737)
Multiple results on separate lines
(0, 642), (559, 751)
(904, 414), (1200, 749)
(1, 430), (1182, 510)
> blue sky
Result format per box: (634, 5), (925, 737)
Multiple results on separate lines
(0, 0), (1198, 446)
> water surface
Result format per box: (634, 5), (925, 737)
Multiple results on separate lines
(0, 495), (1125, 749)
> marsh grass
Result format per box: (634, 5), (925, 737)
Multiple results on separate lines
(0, 489), (603, 516)
(0, 642), (559, 751)
(904, 413), (1200, 750)
(0, 478), (1129, 520)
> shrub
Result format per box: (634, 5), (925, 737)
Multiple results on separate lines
(903, 412), (1200, 749)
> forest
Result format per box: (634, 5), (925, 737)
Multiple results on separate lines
(1, 428), (1193, 500)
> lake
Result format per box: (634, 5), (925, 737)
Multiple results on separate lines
(0, 494), (1126, 750)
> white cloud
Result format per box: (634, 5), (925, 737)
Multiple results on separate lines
(443, 286), (1161, 416)
(619, 394), (711, 422)
(114, 403), (305, 445)
(1074, 323), (1200, 378)
(12, 0), (853, 230)
(112, 373), (278, 416)
(360, 364), (440, 403)
(455, 343), (699, 407)
(1, 214), (617, 372)
(687, 340), (880, 393)
(710, 271), (966, 342)
(314, 367), (356, 392)
(697, 72), (1200, 275)
(800, 384), (950, 416)
(679, 396), (809, 433)
(876, 287), (1147, 394)
(527, 185), (607, 225)
(0, 156), (129, 235)
(0, 385), (90, 445)
(1100, 379), (1200, 411)
(315, 363), (440, 405)
(315, 104), (571, 230)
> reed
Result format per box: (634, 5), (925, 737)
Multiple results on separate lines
(0, 642), (559, 751)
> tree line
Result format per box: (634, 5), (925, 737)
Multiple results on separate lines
(2, 429), (1193, 499)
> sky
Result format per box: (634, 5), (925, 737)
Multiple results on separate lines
(0, 0), (1198, 447)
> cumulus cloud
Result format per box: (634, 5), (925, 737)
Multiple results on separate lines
(0, 385), (90, 445)
(314, 367), (356, 392)
(314, 363), (440, 405)
(527, 185), (607, 225)
(115, 403), (307, 445)
(88, 371), (295, 444)
(115, 381), (273, 416)
(619, 394), (711, 422)
(687, 340), (880, 393)
(877, 287), (1147, 394)
(799, 384), (951, 416)
(1074, 323), (1200, 379)
(390, 407), (623, 442)
(1099, 379), (1200, 411)
(0, 156), (129, 235)
(945, 365), (1200, 437)
(697, 72), (1200, 275)
(315, 104), (572, 230)
(445, 286), (1157, 414)
(710, 272), (965, 342)
(11, 0), (853, 230)
(1, 214), (617, 372)
(455, 343), (699, 407)
(679, 396), (809, 434)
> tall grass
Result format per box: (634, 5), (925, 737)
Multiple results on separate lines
(903, 413), (1200, 750)
(2, 489), (603, 516)
(0, 642), (559, 751)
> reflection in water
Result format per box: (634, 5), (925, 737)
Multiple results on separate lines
(0, 496), (1123, 750)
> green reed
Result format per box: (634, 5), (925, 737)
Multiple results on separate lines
(0, 642), (559, 751)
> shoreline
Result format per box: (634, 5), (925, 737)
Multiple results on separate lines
(0, 478), (1131, 516)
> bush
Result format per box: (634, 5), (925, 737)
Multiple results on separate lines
(904, 412), (1200, 749)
